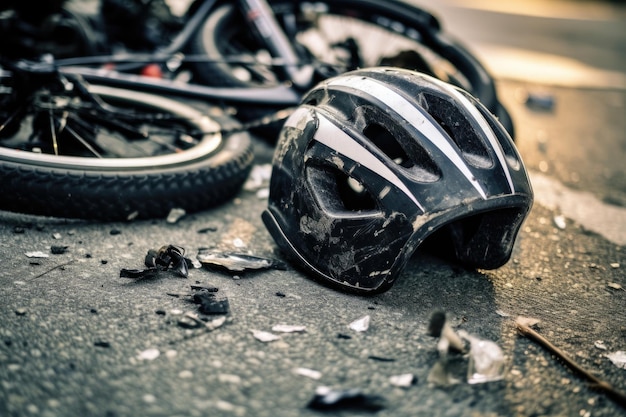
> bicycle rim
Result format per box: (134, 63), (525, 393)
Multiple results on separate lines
(0, 83), (254, 220)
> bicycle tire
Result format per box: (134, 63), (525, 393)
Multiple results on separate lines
(189, 0), (513, 136)
(0, 85), (254, 221)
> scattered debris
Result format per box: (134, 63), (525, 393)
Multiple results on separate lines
(137, 348), (160, 361)
(197, 225), (218, 233)
(553, 215), (566, 230)
(110, 229), (122, 235)
(610, 263), (620, 269)
(121, 245), (190, 279)
(272, 324), (306, 333)
(426, 311), (468, 387)
(166, 208), (186, 224)
(251, 330), (281, 342)
(515, 316), (626, 406)
(607, 351), (626, 370)
(607, 282), (623, 291)
(348, 315), (370, 332)
(428, 310), (465, 356)
(192, 289), (230, 315)
(94, 341), (111, 348)
(190, 284), (219, 292)
(25, 251), (49, 258)
(306, 386), (385, 412)
(14, 308), (27, 316)
(427, 359), (460, 387)
(368, 355), (395, 362)
(295, 367), (322, 380)
(50, 245), (69, 255)
(458, 330), (505, 384)
(389, 373), (417, 388)
(595, 340), (608, 350)
(52, 233), (62, 239)
(28, 260), (76, 281)
(120, 268), (158, 279)
(145, 245), (189, 278)
(180, 312), (226, 332)
(196, 250), (286, 273)
(243, 164), (272, 192)
(127, 210), (139, 221)
(522, 91), (555, 111)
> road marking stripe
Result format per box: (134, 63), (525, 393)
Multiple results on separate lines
(530, 171), (626, 245)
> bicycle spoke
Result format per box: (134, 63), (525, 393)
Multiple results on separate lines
(65, 124), (103, 158)
(48, 109), (59, 156)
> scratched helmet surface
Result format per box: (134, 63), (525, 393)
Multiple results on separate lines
(262, 67), (533, 294)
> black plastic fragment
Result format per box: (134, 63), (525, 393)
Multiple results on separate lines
(121, 244), (189, 279)
(306, 387), (385, 412)
(50, 245), (69, 254)
(192, 289), (229, 315)
(119, 268), (158, 279)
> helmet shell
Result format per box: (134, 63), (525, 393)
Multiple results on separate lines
(263, 67), (532, 293)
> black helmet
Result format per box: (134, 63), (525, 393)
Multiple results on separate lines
(262, 67), (533, 294)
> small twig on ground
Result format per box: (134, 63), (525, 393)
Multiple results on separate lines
(515, 316), (626, 408)
(28, 259), (76, 281)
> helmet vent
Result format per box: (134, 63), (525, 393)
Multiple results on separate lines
(307, 164), (378, 213)
(472, 101), (521, 171)
(360, 108), (440, 182)
(364, 123), (413, 169)
(424, 93), (493, 169)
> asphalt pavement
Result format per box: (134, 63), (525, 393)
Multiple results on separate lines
(1, 1), (625, 416)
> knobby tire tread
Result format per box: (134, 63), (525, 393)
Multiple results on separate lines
(0, 134), (254, 221)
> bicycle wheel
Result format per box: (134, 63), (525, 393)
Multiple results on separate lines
(189, 0), (513, 136)
(0, 73), (254, 221)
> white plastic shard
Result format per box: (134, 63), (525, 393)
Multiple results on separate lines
(348, 315), (371, 332)
(251, 329), (281, 342)
(607, 351), (626, 369)
(272, 324), (307, 333)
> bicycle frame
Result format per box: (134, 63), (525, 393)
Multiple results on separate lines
(54, 0), (315, 107)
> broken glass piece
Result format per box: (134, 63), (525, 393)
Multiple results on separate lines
(271, 324), (306, 333)
(137, 348), (160, 361)
(166, 208), (186, 224)
(295, 367), (322, 380)
(306, 386), (385, 412)
(349, 315), (370, 332)
(251, 330), (281, 342)
(120, 268), (158, 279)
(192, 290), (229, 314)
(25, 251), (49, 258)
(606, 351), (626, 369)
(458, 330), (505, 384)
(196, 250), (286, 273)
(389, 373), (417, 388)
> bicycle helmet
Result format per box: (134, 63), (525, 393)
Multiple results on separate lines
(262, 67), (533, 294)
